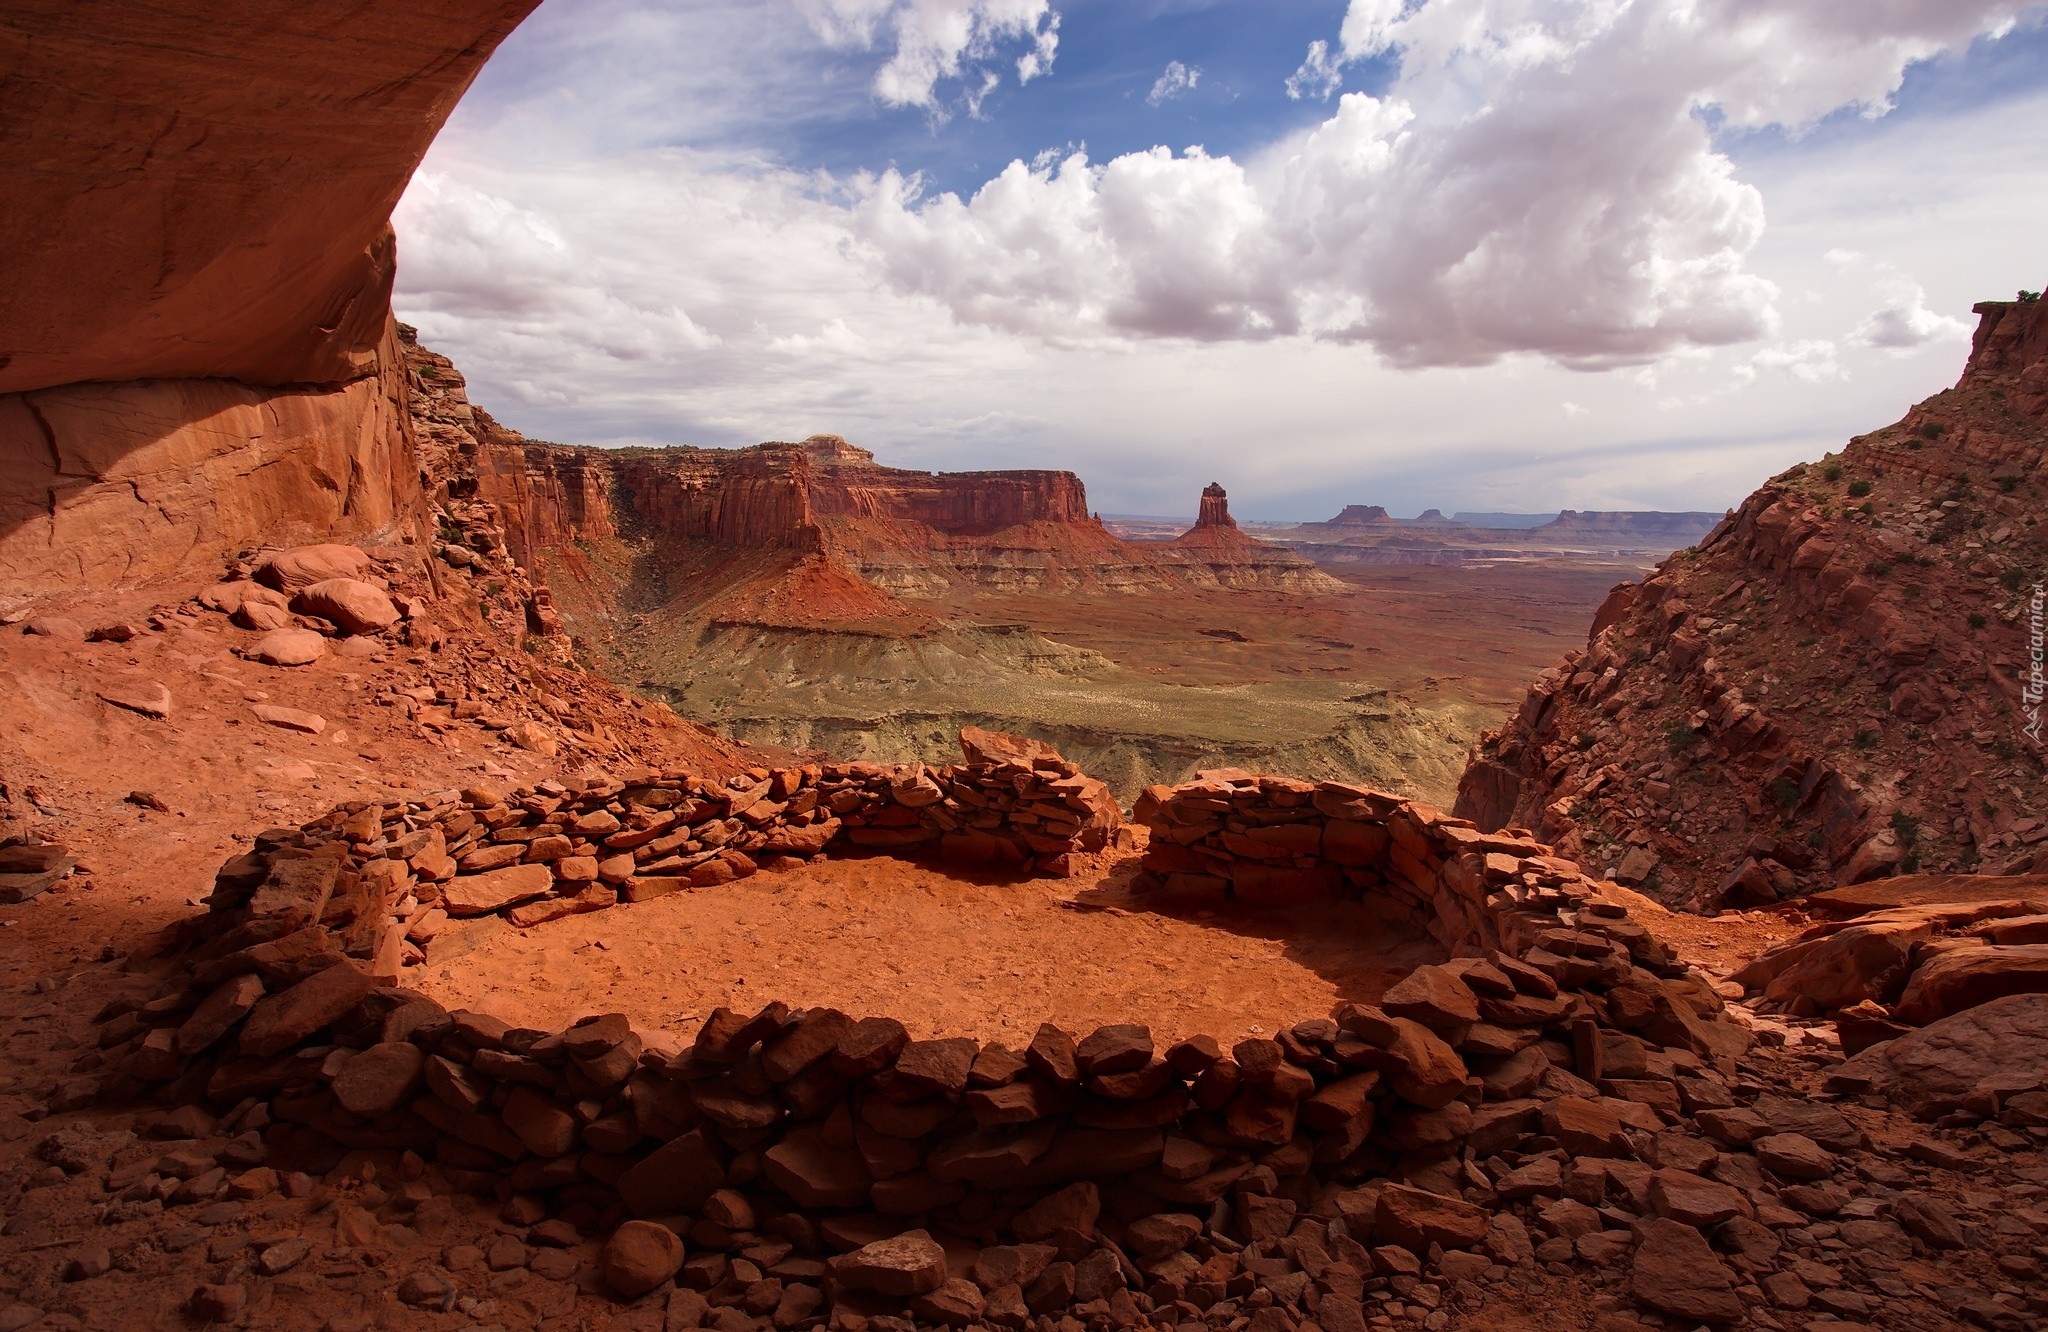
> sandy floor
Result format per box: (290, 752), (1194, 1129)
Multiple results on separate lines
(417, 852), (1442, 1048)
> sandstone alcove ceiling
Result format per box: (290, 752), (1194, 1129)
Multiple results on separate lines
(0, 0), (539, 590)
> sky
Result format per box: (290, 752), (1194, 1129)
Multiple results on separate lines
(393, 0), (2048, 520)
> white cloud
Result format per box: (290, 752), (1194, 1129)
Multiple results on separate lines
(1285, 40), (1344, 102)
(394, 3), (2048, 517)
(798, 0), (1060, 110)
(1147, 60), (1201, 108)
(1561, 400), (1588, 418)
(1851, 278), (1973, 350)
(1750, 339), (1845, 383)
(841, 0), (2034, 368)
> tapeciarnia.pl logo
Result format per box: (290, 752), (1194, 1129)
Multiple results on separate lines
(2026, 582), (2045, 747)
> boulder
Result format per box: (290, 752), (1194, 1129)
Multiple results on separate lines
(959, 727), (1061, 767)
(601, 1220), (683, 1299)
(256, 544), (373, 592)
(762, 1127), (872, 1208)
(1739, 912), (1943, 1011)
(829, 1230), (948, 1297)
(292, 578), (399, 635)
(1629, 1218), (1742, 1323)
(330, 1042), (424, 1118)
(1896, 944), (2048, 1024)
(618, 1131), (725, 1216)
(1829, 992), (2048, 1117)
(1374, 1184), (1489, 1252)
(237, 961), (374, 1057)
(23, 615), (85, 640)
(1755, 1134), (1833, 1181)
(245, 628), (326, 667)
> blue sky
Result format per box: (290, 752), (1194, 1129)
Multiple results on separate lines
(396, 0), (2048, 520)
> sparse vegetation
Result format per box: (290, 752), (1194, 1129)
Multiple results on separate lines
(1823, 463), (1844, 482)
(1772, 776), (1801, 811)
(1847, 479), (1873, 498)
(1666, 721), (1700, 753)
(1890, 810), (1921, 846)
(1864, 559), (1892, 577)
(1969, 612), (1988, 629)
(1853, 729), (1879, 750)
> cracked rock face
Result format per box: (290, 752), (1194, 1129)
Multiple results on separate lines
(1457, 296), (2048, 912)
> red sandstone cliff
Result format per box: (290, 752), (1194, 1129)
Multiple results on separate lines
(0, 2), (539, 592)
(401, 334), (1346, 624)
(1456, 295), (2048, 908)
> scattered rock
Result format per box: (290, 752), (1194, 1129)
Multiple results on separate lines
(602, 1220), (684, 1299)
(98, 681), (171, 719)
(828, 1230), (948, 1297)
(251, 703), (326, 734)
(291, 578), (399, 635)
(244, 627), (326, 667)
(1629, 1217), (1743, 1324)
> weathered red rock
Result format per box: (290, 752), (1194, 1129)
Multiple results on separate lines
(1629, 1217), (1742, 1323)
(1896, 944), (2048, 1025)
(330, 1041), (424, 1118)
(601, 1220), (683, 1299)
(291, 578), (399, 635)
(237, 961), (373, 1056)
(828, 1230), (948, 1297)
(1374, 1184), (1489, 1252)
(441, 863), (553, 917)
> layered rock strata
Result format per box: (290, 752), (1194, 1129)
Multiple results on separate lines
(1456, 296), (2048, 908)
(402, 332), (1342, 613)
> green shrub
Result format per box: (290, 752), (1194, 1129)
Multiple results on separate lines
(1864, 560), (1891, 577)
(1847, 479), (1873, 497)
(1773, 776), (1802, 811)
(1853, 729), (1878, 750)
(1666, 721), (1700, 752)
(1823, 463), (1844, 482)
(1890, 810), (1921, 846)
(1969, 612), (1987, 629)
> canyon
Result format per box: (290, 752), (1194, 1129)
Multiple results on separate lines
(404, 328), (1587, 801)
(2, 7), (2048, 1332)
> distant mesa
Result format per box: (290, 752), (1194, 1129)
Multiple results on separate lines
(1414, 508), (1449, 523)
(1321, 504), (1394, 527)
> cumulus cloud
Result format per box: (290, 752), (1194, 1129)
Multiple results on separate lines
(1852, 278), (1973, 350)
(846, 0), (2033, 367)
(1285, 40), (1343, 102)
(1147, 61), (1201, 108)
(798, 0), (1060, 110)
(1749, 339), (1845, 383)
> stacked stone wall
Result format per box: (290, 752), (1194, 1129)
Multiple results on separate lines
(83, 755), (1756, 1324)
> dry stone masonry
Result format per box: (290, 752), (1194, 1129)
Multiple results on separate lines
(112, 749), (2043, 1328)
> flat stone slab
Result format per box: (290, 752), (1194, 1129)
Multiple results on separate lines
(442, 863), (554, 917)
